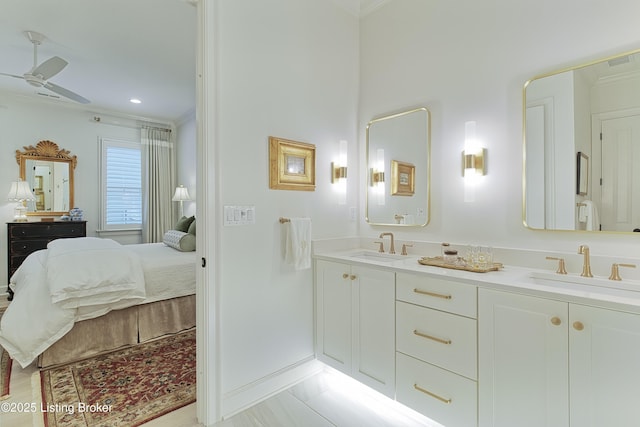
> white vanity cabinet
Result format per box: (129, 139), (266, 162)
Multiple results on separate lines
(479, 288), (640, 427)
(569, 304), (640, 427)
(478, 288), (569, 427)
(395, 273), (478, 427)
(315, 259), (396, 397)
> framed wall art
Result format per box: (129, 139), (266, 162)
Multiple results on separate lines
(391, 160), (415, 196)
(577, 151), (588, 196)
(269, 136), (316, 191)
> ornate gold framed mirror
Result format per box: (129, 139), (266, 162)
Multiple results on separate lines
(16, 140), (76, 216)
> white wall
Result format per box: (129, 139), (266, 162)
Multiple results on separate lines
(359, 0), (640, 257)
(209, 0), (359, 414)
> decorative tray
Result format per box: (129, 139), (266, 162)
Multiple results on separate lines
(418, 256), (503, 273)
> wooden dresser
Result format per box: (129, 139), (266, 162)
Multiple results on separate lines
(6, 221), (87, 300)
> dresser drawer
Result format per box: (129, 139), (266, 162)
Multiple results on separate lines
(397, 352), (477, 427)
(396, 272), (477, 318)
(9, 223), (85, 239)
(397, 301), (477, 380)
(10, 239), (50, 255)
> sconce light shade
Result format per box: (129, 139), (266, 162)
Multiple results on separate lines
(7, 180), (36, 222)
(172, 185), (191, 218)
(331, 140), (348, 183)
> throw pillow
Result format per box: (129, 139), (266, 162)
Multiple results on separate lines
(175, 215), (195, 232)
(163, 230), (196, 252)
(188, 219), (196, 235)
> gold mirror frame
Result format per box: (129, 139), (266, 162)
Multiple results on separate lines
(16, 140), (76, 216)
(523, 47), (640, 233)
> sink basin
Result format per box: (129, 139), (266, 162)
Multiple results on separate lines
(529, 271), (640, 293)
(348, 251), (406, 263)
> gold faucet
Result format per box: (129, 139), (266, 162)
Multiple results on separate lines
(578, 245), (593, 277)
(379, 232), (395, 254)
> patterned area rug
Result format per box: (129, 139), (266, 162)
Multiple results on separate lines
(0, 306), (11, 400)
(40, 329), (195, 427)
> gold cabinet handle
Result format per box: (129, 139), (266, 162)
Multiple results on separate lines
(342, 273), (349, 279)
(413, 329), (452, 345)
(551, 316), (562, 326)
(413, 383), (452, 404)
(350, 274), (357, 280)
(413, 288), (452, 300)
(573, 321), (585, 331)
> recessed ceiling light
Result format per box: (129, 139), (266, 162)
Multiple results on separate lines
(130, 98), (142, 104)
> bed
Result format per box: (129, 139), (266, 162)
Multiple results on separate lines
(0, 237), (196, 369)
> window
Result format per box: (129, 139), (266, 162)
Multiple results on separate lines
(100, 139), (142, 230)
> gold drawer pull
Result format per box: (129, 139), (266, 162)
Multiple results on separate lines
(414, 383), (452, 404)
(573, 321), (584, 331)
(550, 316), (561, 326)
(413, 329), (452, 345)
(350, 274), (357, 280)
(413, 288), (452, 300)
(342, 273), (349, 279)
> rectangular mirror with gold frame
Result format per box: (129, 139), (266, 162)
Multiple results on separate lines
(523, 48), (640, 232)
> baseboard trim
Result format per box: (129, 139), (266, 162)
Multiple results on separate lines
(221, 356), (323, 419)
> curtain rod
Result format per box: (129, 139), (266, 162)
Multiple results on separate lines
(90, 115), (172, 132)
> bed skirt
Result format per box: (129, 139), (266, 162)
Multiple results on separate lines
(37, 294), (195, 368)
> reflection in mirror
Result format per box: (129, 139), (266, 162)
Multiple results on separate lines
(366, 107), (430, 226)
(523, 49), (640, 232)
(16, 140), (76, 216)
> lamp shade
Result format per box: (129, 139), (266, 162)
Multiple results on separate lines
(7, 180), (35, 201)
(172, 185), (191, 202)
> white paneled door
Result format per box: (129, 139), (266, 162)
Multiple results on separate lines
(600, 114), (640, 231)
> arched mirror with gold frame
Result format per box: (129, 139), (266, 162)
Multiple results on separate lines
(16, 140), (76, 216)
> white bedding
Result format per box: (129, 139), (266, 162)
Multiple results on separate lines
(0, 240), (196, 368)
(47, 237), (146, 309)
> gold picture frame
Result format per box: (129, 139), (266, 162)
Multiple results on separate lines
(391, 160), (415, 196)
(269, 136), (316, 191)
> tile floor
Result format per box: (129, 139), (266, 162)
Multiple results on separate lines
(1, 359), (443, 427)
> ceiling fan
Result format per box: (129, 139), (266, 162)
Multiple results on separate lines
(0, 31), (90, 104)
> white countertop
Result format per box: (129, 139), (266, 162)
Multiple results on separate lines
(314, 249), (640, 314)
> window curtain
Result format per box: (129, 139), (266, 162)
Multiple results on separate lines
(142, 127), (175, 243)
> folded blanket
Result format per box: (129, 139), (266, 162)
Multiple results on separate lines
(46, 237), (146, 309)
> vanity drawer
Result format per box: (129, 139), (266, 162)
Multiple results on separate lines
(396, 301), (477, 380)
(396, 272), (477, 318)
(396, 352), (477, 427)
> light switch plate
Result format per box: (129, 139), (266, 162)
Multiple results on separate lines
(224, 205), (256, 226)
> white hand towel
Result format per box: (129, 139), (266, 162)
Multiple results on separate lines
(580, 200), (600, 231)
(284, 218), (312, 271)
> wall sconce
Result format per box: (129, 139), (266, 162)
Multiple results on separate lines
(462, 121), (487, 202)
(462, 148), (487, 177)
(331, 140), (348, 204)
(369, 148), (385, 186)
(7, 180), (36, 222)
(369, 148), (386, 205)
(172, 184), (191, 218)
(331, 140), (348, 183)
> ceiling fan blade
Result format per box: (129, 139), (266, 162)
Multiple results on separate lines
(0, 72), (26, 80)
(32, 56), (68, 80)
(43, 81), (90, 104)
